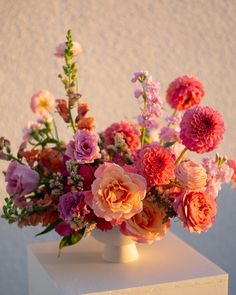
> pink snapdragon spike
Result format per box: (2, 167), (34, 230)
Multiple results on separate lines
(131, 71), (149, 83)
(180, 105), (225, 153)
(120, 199), (170, 244)
(85, 162), (147, 223)
(66, 130), (101, 164)
(54, 41), (82, 58)
(166, 76), (204, 111)
(135, 144), (175, 188)
(30, 90), (54, 121)
(227, 159), (236, 187)
(174, 191), (217, 233)
(202, 157), (234, 197)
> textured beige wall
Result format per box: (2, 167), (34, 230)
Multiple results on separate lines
(0, 1), (236, 295)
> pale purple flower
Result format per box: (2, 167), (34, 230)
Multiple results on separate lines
(66, 130), (101, 164)
(159, 126), (180, 143)
(58, 192), (81, 221)
(134, 89), (143, 98)
(131, 71), (149, 83)
(5, 161), (39, 204)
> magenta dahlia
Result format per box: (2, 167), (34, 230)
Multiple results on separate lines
(166, 76), (204, 111)
(135, 144), (175, 188)
(180, 106), (225, 153)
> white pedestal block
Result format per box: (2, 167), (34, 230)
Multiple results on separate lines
(28, 232), (228, 295)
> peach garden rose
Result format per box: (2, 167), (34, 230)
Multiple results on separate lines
(85, 162), (147, 223)
(120, 199), (170, 243)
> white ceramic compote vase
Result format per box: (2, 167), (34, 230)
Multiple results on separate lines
(92, 226), (139, 263)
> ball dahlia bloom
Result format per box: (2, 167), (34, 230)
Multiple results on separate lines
(175, 160), (207, 191)
(180, 106), (225, 153)
(54, 41), (82, 58)
(66, 130), (101, 164)
(120, 199), (170, 243)
(30, 90), (54, 121)
(166, 76), (204, 111)
(135, 144), (175, 188)
(85, 162), (147, 223)
(174, 191), (217, 233)
(102, 121), (140, 153)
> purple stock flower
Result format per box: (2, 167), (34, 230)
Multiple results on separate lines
(66, 130), (101, 164)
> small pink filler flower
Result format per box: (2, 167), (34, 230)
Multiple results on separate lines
(166, 76), (204, 111)
(180, 106), (225, 153)
(30, 90), (54, 121)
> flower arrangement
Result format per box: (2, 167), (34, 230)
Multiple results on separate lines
(1, 30), (235, 253)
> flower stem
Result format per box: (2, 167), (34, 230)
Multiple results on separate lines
(175, 147), (188, 166)
(52, 119), (60, 141)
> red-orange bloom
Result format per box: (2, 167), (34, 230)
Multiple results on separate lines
(135, 144), (175, 188)
(77, 117), (94, 131)
(77, 103), (89, 119)
(56, 99), (69, 123)
(39, 149), (64, 174)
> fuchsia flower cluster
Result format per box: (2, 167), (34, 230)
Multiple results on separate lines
(1, 31), (235, 252)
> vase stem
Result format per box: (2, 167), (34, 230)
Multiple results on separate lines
(102, 243), (139, 263)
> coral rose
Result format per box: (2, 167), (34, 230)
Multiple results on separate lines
(174, 191), (217, 233)
(135, 144), (175, 188)
(180, 106), (225, 153)
(120, 199), (170, 243)
(175, 160), (207, 191)
(30, 90), (54, 121)
(85, 163), (147, 223)
(166, 76), (204, 111)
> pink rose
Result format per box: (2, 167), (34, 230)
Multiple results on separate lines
(120, 199), (170, 244)
(86, 163), (146, 223)
(174, 191), (217, 233)
(5, 161), (39, 197)
(54, 42), (82, 58)
(66, 130), (101, 164)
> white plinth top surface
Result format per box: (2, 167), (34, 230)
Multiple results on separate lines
(28, 232), (227, 295)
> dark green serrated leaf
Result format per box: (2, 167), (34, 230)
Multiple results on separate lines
(35, 220), (61, 237)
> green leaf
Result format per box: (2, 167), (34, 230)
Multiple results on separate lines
(35, 220), (61, 237)
(163, 141), (176, 148)
(58, 228), (86, 256)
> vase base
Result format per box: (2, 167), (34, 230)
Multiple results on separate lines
(102, 243), (139, 263)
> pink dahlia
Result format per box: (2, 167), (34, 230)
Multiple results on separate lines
(180, 106), (225, 153)
(174, 191), (217, 233)
(135, 144), (175, 188)
(166, 76), (204, 111)
(103, 121), (140, 153)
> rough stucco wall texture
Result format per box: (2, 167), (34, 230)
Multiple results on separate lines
(0, 0), (235, 295)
